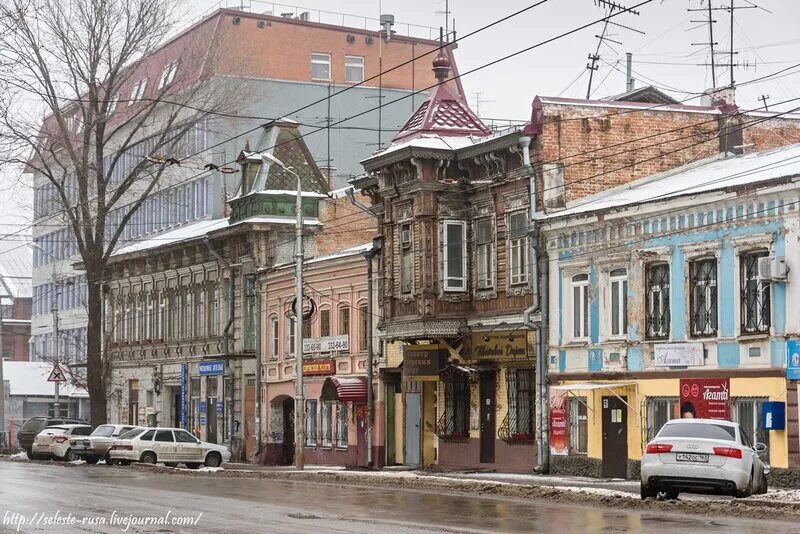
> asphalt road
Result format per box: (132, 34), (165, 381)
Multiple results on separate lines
(0, 462), (793, 533)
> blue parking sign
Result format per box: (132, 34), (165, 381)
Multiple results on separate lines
(787, 339), (800, 380)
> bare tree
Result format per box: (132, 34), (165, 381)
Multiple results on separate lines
(0, 0), (232, 425)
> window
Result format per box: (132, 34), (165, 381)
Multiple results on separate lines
(195, 285), (205, 338)
(287, 317), (296, 356)
(244, 275), (256, 351)
(306, 400), (317, 447)
(207, 283), (217, 336)
(311, 53), (331, 80)
(180, 288), (191, 339)
(270, 317), (279, 360)
(138, 429), (155, 441)
(508, 212), (529, 285)
(609, 268), (628, 338)
(174, 430), (197, 443)
(438, 370), (470, 438)
(690, 258), (718, 337)
(154, 430), (174, 442)
(645, 263), (670, 339)
(321, 402), (333, 447)
(319, 309), (330, 338)
(344, 55), (364, 83)
(359, 304), (368, 351)
(400, 223), (413, 294)
(442, 221), (467, 291)
(338, 307), (350, 337)
(158, 60), (179, 89)
(569, 396), (588, 453)
(741, 251), (770, 334)
(734, 398), (770, 463)
(128, 78), (148, 105)
(504, 368), (535, 441)
(475, 219), (493, 290)
(107, 93), (119, 115)
(646, 397), (678, 441)
(571, 274), (589, 340)
(335, 402), (348, 448)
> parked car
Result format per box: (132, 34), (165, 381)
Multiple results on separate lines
(31, 424), (92, 461)
(18, 417), (86, 459)
(108, 427), (231, 469)
(69, 424), (141, 464)
(641, 418), (769, 499)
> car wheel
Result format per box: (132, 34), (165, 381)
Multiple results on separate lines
(64, 449), (77, 462)
(204, 452), (222, 468)
(85, 457), (99, 465)
(663, 491), (679, 500)
(164, 462), (178, 467)
(118, 460), (132, 466)
(758, 473), (768, 495)
(185, 463), (201, 470)
(140, 451), (157, 465)
(25, 448), (34, 460)
(737, 471), (754, 498)
(103, 453), (114, 466)
(640, 482), (658, 500)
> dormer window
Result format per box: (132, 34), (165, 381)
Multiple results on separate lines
(107, 93), (120, 115)
(128, 78), (148, 106)
(158, 60), (179, 89)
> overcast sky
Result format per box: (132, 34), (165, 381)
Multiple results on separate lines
(5, 0), (799, 234)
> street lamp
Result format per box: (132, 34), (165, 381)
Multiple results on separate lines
(260, 151), (306, 470)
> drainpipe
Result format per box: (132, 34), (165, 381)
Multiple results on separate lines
(519, 134), (550, 474)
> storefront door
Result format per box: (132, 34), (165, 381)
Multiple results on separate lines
(356, 403), (368, 467)
(173, 391), (181, 428)
(480, 372), (496, 463)
(404, 389), (421, 466)
(244, 376), (256, 461)
(206, 396), (218, 444)
(602, 395), (628, 478)
(283, 397), (295, 465)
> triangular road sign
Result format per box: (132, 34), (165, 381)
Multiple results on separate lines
(47, 364), (67, 383)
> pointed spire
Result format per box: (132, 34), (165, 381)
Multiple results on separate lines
(432, 27), (451, 82)
(244, 139), (251, 153)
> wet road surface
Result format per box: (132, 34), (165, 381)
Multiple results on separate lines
(0, 462), (794, 533)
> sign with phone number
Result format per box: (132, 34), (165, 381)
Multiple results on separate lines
(303, 335), (349, 353)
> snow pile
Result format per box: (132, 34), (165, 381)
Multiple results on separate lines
(7, 451), (28, 460)
(747, 489), (800, 503)
(197, 466), (224, 473)
(69, 459), (86, 465)
(96, 459), (106, 465)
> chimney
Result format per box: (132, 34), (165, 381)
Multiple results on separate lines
(625, 52), (634, 92)
(702, 87), (742, 155)
(320, 166), (337, 190)
(701, 86), (736, 109)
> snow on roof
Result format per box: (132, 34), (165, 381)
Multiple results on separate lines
(537, 95), (722, 115)
(0, 240), (32, 299)
(2, 361), (88, 398)
(540, 143), (800, 221)
(113, 215), (322, 257)
(272, 242), (374, 271)
(365, 133), (482, 161)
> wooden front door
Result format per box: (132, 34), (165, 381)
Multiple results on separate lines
(356, 403), (368, 467)
(602, 395), (628, 478)
(244, 376), (256, 461)
(479, 372), (496, 464)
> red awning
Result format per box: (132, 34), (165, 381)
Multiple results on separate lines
(321, 377), (367, 402)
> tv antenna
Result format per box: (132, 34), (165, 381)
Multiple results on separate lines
(586, 0), (643, 98)
(472, 92), (495, 117)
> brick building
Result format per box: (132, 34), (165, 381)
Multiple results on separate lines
(0, 240), (31, 363)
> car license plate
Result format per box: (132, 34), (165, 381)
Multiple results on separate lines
(676, 453), (708, 463)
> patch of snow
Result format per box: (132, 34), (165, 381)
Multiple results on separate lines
(8, 451), (28, 460)
(69, 459), (86, 465)
(747, 489), (800, 503)
(96, 459), (106, 465)
(196, 466), (224, 472)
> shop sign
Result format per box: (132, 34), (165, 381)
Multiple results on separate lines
(786, 339), (800, 380)
(303, 359), (336, 376)
(470, 332), (529, 360)
(199, 360), (225, 376)
(180, 364), (187, 429)
(549, 389), (568, 456)
(303, 335), (349, 353)
(653, 343), (704, 367)
(679, 378), (730, 420)
(402, 344), (443, 381)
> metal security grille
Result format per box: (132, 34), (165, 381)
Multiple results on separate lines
(499, 367), (535, 443)
(645, 263), (670, 339)
(741, 252), (771, 334)
(734, 398), (770, 463)
(691, 259), (718, 336)
(646, 397), (678, 441)
(436, 369), (470, 440)
(569, 396), (588, 453)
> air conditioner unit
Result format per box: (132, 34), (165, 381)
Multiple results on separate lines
(758, 256), (788, 281)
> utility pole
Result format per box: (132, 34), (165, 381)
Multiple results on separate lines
(52, 303), (60, 418)
(293, 164), (305, 471)
(758, 94), (770, 111)
(689, 1), (718, 87)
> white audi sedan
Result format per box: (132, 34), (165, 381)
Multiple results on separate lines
(108, 427), (230, 468)
(641, 418), (769, 499)
(31, 424), (92, 461)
